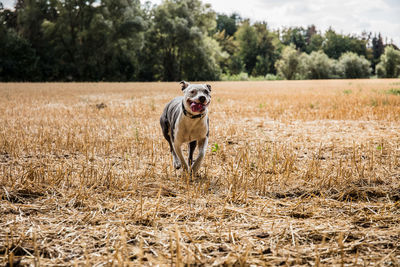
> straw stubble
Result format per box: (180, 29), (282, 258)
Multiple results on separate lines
(1, 80), (399, 265)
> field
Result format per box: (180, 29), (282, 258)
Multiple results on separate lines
(1, 80), (400, 266)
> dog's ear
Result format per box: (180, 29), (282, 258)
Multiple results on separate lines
(206, 84), (211, 91)
(180, 81), (189, 91)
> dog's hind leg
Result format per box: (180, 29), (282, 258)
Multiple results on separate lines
(160, 118), (171, 148)
(160, 116), (181, 169)
(188, 141), (197, 167)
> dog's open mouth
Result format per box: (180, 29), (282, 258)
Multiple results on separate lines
(188, 100), (207, 113)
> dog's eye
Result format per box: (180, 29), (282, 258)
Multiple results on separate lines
(190, 90), (195, 94)
(203, 90), (209, 95)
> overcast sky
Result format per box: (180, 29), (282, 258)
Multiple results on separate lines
(2, 0), (399, 45)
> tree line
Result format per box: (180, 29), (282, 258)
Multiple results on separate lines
(1, 0), (399, 82)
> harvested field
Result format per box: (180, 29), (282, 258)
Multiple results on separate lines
(1, 79), (400, 266)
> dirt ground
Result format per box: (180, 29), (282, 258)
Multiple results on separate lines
(1, 80), (400, 266)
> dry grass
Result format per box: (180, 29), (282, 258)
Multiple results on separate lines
(1, 79), (400, 266)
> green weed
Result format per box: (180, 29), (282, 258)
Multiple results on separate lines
(212, 143), (220, 153)
(387, 88), (400, 95)
(343, 89), (352, 95)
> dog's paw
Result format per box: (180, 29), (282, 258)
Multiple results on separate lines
(174, 162), (181, 169)
(173, 159), (181, 169)
(173, 156), (182, 169)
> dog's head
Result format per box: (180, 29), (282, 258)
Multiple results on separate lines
(180, 81), (211, 114)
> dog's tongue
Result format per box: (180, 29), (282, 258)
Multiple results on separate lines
(190, 102), (204, 112)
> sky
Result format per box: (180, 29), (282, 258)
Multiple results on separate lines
(2, 0), (399, 45)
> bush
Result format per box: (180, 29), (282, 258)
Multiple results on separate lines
(248, 75), (267, 81)
(265, 74), (282, 80)
(221, 72), (249, 81)
(220, 72), (282, 81)
(338, 52), (371, 78)
(376, 46), (400, 78)
(274, 48), (373, 80)
(300, 50), (336, 79)
(275, 44), (302, 80)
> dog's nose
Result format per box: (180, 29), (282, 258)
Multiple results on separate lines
(199, 96), (206, 103)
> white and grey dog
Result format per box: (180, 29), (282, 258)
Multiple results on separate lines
(160, 81), (211, 175)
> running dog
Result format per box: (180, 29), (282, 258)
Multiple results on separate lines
(160, 81), (211, 175)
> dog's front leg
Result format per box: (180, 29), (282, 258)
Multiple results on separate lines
(191, 137), (208, 174)
(173, 141), (189, 171)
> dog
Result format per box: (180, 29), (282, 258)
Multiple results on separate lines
(160, 81), (211, 175)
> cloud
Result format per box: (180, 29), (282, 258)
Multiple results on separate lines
(203, 0), (400, 45)
(1, 0), (15, 9)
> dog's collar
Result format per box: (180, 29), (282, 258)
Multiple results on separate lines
(182, 102), (205, 119)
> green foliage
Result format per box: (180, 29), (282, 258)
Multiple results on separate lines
(371, 34), (384, 71)
(213, 30), (240, 74)
(211, 143), (220, 152)
(338, 52), (371, 79)
(216, 13), (240, 36)
(233, 21), (278, 76)
(300, 50), (337, 79)
(275, 46), (373, 80)
(376, 46), (400, 78)
(235, 20), (258, 74)
(275, 45), (302, 80)
(306, 33), (324, 53)
(221, 72), (282, 81)
(143, 0), (221, 81)
(387, 88), (400, 95)
(248, 76), (268, 81)
(0, 28), (38, 81)
(265, 74), (282, 80)
(221, 72), (249, 81)
(323, 29), (367, 59)
(251, 23), (278, 76)
(281, 26), (307, 52)
(0, 0), (392, 81)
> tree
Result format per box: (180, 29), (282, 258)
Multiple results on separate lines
(323, 29), (367, 59)
(216, 12), (240, 36)
(142, 0), (221, 81)
(376, 46), (400, 78)
(337, 52), (371, 79)
(275, 44), (302, 80)
(0, 0), (395, 81)
(371, 34), (384, 72)
(0, 4), (38, 81)
(16, 0), (55, 45)
(234, 20), (258, 75)
(213, 30), (239, 74)
(40, 0), (146, 81)
(305, 25), (317, 44)
(1, 4), (17, 29)
(39, 0), (100, 80)
(306, 33), (323, 53)
(251, 22), (277, 76)
(301, 50), (336, 79)
(12, 0), (58, 80)
(281, 27), (307, 52)
(99, 0), (146, 80)
(0, 28), (38, 81)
